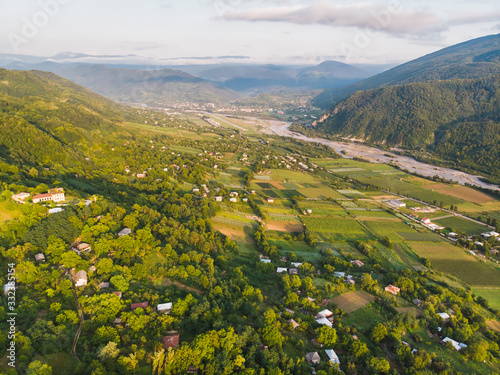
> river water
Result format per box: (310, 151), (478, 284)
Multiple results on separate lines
(261, 120), (499, 191)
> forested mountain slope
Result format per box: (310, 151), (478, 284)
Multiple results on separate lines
(314, 33), (500, 108)
(312, 76), (500, 179)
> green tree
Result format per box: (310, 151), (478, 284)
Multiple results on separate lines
(316, 326), (338, 346)
(110, 275), (129, 292)
(370, 323), (388, 343)
(27, 360), (52, 375)
(369, 357), (390, 373)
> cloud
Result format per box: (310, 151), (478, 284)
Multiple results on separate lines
(217, 2), (446, 37)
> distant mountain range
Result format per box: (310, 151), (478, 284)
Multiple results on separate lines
(0, 52), (379, 105)
(314, 33), (500, 108)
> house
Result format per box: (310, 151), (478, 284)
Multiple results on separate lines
(267, 197), (274, 203)
(118, 228), (132, 236)
(437, 312), (450, 322)
(305, 352), (321, 364)
(413, 299), (423, 307)
(74, 270), (87, 287)
(316, 309), (333, 319)
(215, 196), (223, 202)
(112, 318), (122, 325)
(230, 192), (239, 197)
(306, 297), (315, 303)
(34, 253), (45, 262)
(99, 282), (110, 290)
(316, 317), (332, 327)
(325, 349), (340, 365)
(48, 207), (63, 214)
(385, 284), (400, 295)
(351, 260), (364, 267)
(158, 303), (173, 314)
(422, 217), (432, 225)
(442, 337), (467, 351)
(334, 272), (346, 278)
(288, 319), (300, 329)
(76, 243), (91, 253)
(284, 308), (295, 316)
(491, 249), (499, 255)
(229, 197), (238, 203)
(448, 232), (458, 238)
(88, 266), (96, 273)
(260, 258), (271, 264)
(289, 268), (298, 275)
(306, 209), (313, 214)
(131, 302), (148, 310)
(12, 192), (30, 201)
(474, 241), (484, 247)
(192, 188), (200, 193)
(112, 291), (123, 299)
(136, 174), (146, 178)
(276, 267), (287, 273)
(280, 256), (288, 262)
(162, 334), (180, 349)
(242, 198), (248, 202)
(33, 188), (66, 204)
(291, 262), (302, 267)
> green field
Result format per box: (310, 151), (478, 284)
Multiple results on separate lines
(433, 216), (488, 235)
(472, 288), (500, 311)
(397, 232), (445, 242)
(302, 217), (374, 241)
(362, 220), (417, 242)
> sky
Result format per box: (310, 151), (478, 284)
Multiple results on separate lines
(0, 0), (499, 66)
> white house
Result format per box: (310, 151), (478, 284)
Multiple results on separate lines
(157, 302), (173, 314)
(442, 337), (467, 351)
(229, 197), (238, 203)
(32, 188), (65, 204)
(74, 270), (88, 287)
(215, 196), (223, 202)
(316, 309), (333, 319)
(315, 317), (332, 327)
(291, 262), (302, 267)
(35, 253), (45, 262)
(260, 259), (271, 264)
(437, 312), (451, 321)
(325, 349), (340, 365)
(276, 267), (287, 273)
(118, 228), (132, 236)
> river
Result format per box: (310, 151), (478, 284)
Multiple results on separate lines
(260, 119), (499, 191)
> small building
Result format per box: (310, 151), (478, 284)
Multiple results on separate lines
(229, 197), (238, 203)
(334, 272), (346, 278)
(112, 291), (123, 299)
(136, 174), (146, 178)
(385, 284), (400, 295)
(442, 337), (467, 351)
(34, 253), (45, 262)
(118, 228), (132, 236)
(215, 196), (223, 202)
(387, 200), (406, 208)
(285, 308), (295, 316)
(422, 218), (432, 225)
(74, 270), (87, 287)
(316, 309), (333, 319)
(192, 188), (200, 193)
(162, 334), (180, 349)
(131, 302), (148, 310)
(289, 268), (298, 275)
(89, 266), (96, 273)
(316, 317), (332, 327)
(76, 243), (91, 253)
(48, 207), (63, 214)
(325, 349), (340, 366)
(13, 192), (30, 200)
(230, 192), (239, 197)
(276, 267), (287, 273)
(267, 197), (274, 203)
(99, 282), (110, 290)
(242, 198), (248, 202)
(288, 319), (300, 329)
(413, 299), (423, 307)
(260, 258), (271, 264)
(291, 262), (302, 267)
(33, 188), (65, 204)
(306, 209), (313, 214)
(112, 318), (122, 325)
(305, 352), (321, 365)
(158, 303), (173, 314)
(351, 260), (364, 267)
(280, 256), (288, 262)
(437, 312), (450, 322)
(448, 232), (458, 238)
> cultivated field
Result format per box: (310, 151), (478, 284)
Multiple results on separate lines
(302, 217), (374, 241)
(331, 291), (376, 313)
(433, 216), (489, 235)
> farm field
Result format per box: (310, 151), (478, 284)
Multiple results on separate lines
(472, 288), (500, 311)
(342, 304), (386, 331)
(433, 216), (489, 235)
(408, 241), (500, 286)
(331, 291), (376, 313)
(302, 217), (374, 241)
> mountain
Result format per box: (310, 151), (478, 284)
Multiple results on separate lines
(296, 61), (369, 88)
(311, 76), (500, 179)
(42, 64), (242, 106)
(0, 69), (128, 169)
(314, 33), (500, 108)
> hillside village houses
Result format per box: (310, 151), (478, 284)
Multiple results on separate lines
(32, 188), (65, 204)
(385, 284), (401, 295)
(74, 270), (87, 287)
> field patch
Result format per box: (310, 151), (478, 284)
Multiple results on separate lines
(472, 288), (500, 311)
(257, 182), (274, 189)
(487, 321), (500, 332)
(433, 216), (488, 235)
(331, 291), (376, 313)
(303, 217), (374, 241)
(278, 190), (306, 199)
(267, 221), (304, 233)
(436, 186), (495, 204)
(263, 190), (280, 198)
(397, 232), (445, 242)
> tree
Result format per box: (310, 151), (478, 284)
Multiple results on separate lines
(370, 323), (388, 343)
(60, 251), (83, 269)
(110, 275), (129, 292)
(27, 360), (52, 375)
(465, 340), (489, 362)
(369, 357), (390, 373)
(98, 341), (120, 362)
(316, 326), (337, 346)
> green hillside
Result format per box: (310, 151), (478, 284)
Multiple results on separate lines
(307, 76), (500, 180)
(314, 33), (500, 108)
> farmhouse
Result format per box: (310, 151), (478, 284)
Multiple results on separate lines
(385, 284), (400, 295)
(48, 207), (63, 214)
(437, 312), (450, 322)
(386, 200), (406, 208)
(422, 218), (432, 225)
(276, 267), (287, 273)
(325, 349), (340, 365)
(260, 258), (271, 264)
(305, 352), (321, 364)
(34, 253), (45, 262)
(74, 270), (87, 287)
(316, 317), (333, 327)
(157, 302), (173, 314)
(351, 260), (364, 267)
(316, 309), (333, 319)
(215, 196), (223, 202)
(289, 268), (298, 275)
(75, 243), (91, 253)
(162, 334), (180, 349)
(99, 282), (110, 290)
(288, 319), (300, 329)
(267, 197), (274, 203)
(442, 337), (467, 351)
(291, 262), (302, 267)
(131, 302), (148, 310)
(229, 197), (238, 203)
(32, 188), (65, 203)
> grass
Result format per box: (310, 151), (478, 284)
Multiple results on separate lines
(433, 216), (488, 235)
(472, 287), (500, 311)
(397, 232), (445, 242)
(342, 303), (386, 332)
(0, 200), (23, 226)
(331, 291), (376, 313)
(408, 241), (500, 286)
(362, 220), (417, 242)
(302, 217), (374, 241)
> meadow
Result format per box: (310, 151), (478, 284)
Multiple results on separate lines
(302, 217), (374, 241)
